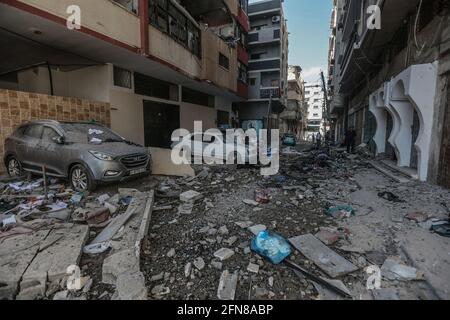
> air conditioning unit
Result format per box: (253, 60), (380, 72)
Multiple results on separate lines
(272, 16), (281, 23)
(220, 26), (235, 39)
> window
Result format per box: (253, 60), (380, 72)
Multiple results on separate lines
(250, 52), (266, 60)
(313, 113), (319, 117)
(24, 125), (43, 139)
(182, 87), (215, 108)
(112, 0), (138, 14)
(251, 24), (267, 31)
(238, 62), (247, 83)
(219, 53), (230, 70)
(42, 127), (60, 142)
(149, 0), (201, 57)
(249, 78), (257, 86)
(134, 72), (178, 101)
(113, 66), (132, 89)
(271, 79), (279, 87)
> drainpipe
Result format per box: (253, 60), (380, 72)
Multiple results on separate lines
(47, 62), (54, 96)
(139, 0), (149, 56)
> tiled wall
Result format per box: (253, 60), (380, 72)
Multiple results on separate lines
(0, 89), (111, 173)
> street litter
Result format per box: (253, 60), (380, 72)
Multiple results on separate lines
(405, 212), (430, 223)
(430, 223), (450, 238)
(378, 191), (404, 203)
(252, 231), (352, 299)
(251, 230), (291, 264)
(255, 189), (270, 204)
(326, 205), (355, 219)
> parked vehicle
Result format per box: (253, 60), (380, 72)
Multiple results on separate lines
(171, 132), (274, 165)
(282, 133), (297, 146)
(3, 120), (152, 191)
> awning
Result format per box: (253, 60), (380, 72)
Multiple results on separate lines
(177, 0), (233, 26)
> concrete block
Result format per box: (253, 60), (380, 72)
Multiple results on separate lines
(102, 249), (139, 285)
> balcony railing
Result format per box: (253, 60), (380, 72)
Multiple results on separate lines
(260, 87), (280, 99)
(248, 27), (281, 44)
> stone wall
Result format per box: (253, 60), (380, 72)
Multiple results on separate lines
(0, 89), (111, 173)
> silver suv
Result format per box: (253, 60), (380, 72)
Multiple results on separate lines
(3, 120), (151, 191)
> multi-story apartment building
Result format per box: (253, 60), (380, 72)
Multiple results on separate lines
(0, 0), (251, 172)
(235, 0), (289, 131)
(280, 65), (307, 139)
(304, 82), (325, 140)
(328, 0), (450, 188)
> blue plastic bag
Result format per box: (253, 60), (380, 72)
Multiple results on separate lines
(251, 231), (292, 265)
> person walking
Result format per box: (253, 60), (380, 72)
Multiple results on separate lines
(344, 128), (356, 153)
(316, 132), (322, 149)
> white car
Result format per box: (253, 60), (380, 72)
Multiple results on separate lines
(171, 132), (274, 165)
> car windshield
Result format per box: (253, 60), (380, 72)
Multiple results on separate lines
(60, 123), (124, 144)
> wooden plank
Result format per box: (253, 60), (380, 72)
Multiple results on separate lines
(289, 234), (358, 278)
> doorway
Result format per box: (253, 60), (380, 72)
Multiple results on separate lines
(410, 110), (420, 169)
(143, 100), (180, 149)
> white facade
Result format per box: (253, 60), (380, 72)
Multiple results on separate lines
(305, 82), (325, 137)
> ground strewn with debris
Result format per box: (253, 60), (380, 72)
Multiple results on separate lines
(1, 145), (450, 300)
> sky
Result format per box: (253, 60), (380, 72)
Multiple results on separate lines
(249, 0), (333, 84)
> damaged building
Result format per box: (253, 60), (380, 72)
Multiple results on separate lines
(328, 0), (450, 187)
(0, 0), (251, 173)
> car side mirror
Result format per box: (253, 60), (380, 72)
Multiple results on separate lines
(53, 136), (65, 144)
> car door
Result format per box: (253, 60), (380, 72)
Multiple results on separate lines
(36, 126), (66, 177)
(20, 124), (43, 172)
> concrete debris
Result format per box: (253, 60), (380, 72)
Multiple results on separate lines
(289, 234), (358, 278)
(381, 257), (425, 281)
(217, 270), (238, 300)
(247, 263), (260, 274)
(248, 224), (267, 235)
(180, 190), (203, 203)
(243, 199), (259, 206)
(193, 257), (206, 271)
(214, 248), (235, 261)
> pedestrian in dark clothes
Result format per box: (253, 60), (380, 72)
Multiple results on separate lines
(344, 128), (356, 153)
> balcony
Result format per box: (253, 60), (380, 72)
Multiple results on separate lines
(237, 80), (248, 99)
(248, 0), (281, 17)
(248, 58), (280, 71)
(237, 44), (249, 65)
(339, 0), (421, 94)
(260, 87), (280, 99)
(248, 27), (281, 45)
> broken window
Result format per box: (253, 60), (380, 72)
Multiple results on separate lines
(148, 0), (201, 58)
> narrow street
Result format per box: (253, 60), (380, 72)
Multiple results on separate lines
(87, 145), (450, 300)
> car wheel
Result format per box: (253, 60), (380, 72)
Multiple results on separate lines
(7, 156), (23, 177)
(70, 164), (96, 192)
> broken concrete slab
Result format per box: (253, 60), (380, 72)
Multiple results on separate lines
(18, 224), (89, 300)
(0, 229), (51, 300)
(243, 199), (259, 206)
(312, 278), (352, 300)
(115, 271), (148, 300)
(247, 263), (260, 274)
(381, 257), (424, 281)
(214, 248), (235, 261)
(180, 190), (203, 203)
(193, 257), (206, 271)
(102, 249), (140, 285)
(178, 202), (194, 215)
(217, 270), (238, 300)
(289, 234), (358, 278)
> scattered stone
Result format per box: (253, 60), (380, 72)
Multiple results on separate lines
(225, 236), (238, 246)
(248, 224), (267, 235)
(150, 272), (165, 282)
(151, 285), (171, 296)
(167, 248), (176, 258)
(180, 190), (203, 203)
(247, 263), (260, 274)
(211, 261), (223, 270)
(243, 199), (259, 206)
(268, 277), (274, 287)
(218, 226), (229, 235)
(217, 270), (238, 300)
(53, 290), (69, 300)
(405, 212), (430, 223)
(178, 202), (194, 215)
(235, 221), (253, 228)
(214, 248), (235, 261)
(193, 257), (206, 271)
(185, 263), (192, 277)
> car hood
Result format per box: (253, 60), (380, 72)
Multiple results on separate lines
(78, 142), (149, 158)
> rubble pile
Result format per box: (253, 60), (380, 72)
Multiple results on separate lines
(0, 176), (154, 300)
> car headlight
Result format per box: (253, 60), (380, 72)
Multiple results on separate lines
(89, 151), (114, 161)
